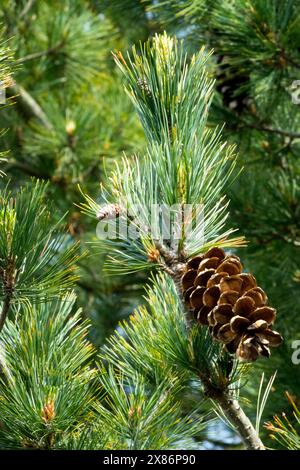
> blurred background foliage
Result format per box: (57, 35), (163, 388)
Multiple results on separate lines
(1, 0), (300, 449)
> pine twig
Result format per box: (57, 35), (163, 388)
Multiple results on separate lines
(238, 120), (300, 139)
(19, 0), (36, 19)
(0, 260), (15, 334)
(0, 293), (12, 334)
(15, 41), (65, 65)
(280, 50), (300, 70)
(7, 83), (52, 129)
(3, 159), (49, 178)
(212, 390), (265, 450)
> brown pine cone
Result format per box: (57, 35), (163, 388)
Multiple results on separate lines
(181, 247), (283, 362)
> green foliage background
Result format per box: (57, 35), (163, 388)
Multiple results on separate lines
(0, 0), (300, 449)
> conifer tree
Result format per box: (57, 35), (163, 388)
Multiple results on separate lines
(148, 0), (300, 446)
(1, 1), (299, 452)
(0, 0), (148, 340)
(102, 0), (300, 448)
(80, 33), (286, 450)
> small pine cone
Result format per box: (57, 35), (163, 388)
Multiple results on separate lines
(137, 77), (152, 96)
(96, 203), (121, 221)
(181, 247), (283, 362)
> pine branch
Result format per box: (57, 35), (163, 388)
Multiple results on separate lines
(19, 0), (36, 19)
(110, 34), (265, 449)
(13, 2), (116, 86)
(218, 396), (264, 449)
(0, 293), (12, 334)
(0, 256), (15, 334)
(96, 365), (208, 450)
(201, 375), (265, 449)
(0, 180), (81, 312)
(238, 120), (300, 140)
(3, 159), (49, 178)
(15, 41), (65, 65)
(281, 51), (300, 70)
(102, 271), (265, 449)
(81, 35), (245, 275)
(7, 83), (52, 129)
(265, 392), (300, 450)
(0, 294), (97, 449)
(82, 34), (286, 449)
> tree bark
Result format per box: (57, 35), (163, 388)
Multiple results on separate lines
(215, 393), (265, 450)
(0, 292), (12, 334)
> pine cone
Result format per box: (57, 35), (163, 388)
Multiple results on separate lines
(181, 247), (283, 362)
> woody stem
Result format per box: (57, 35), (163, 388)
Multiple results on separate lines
(0, 290), (13, 334)
(0, 260), (15, 335)
(200, 371), (265, 449)
(215, 393), (265, 450)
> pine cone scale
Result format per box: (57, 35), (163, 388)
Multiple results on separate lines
(181, 247), (283, 362)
